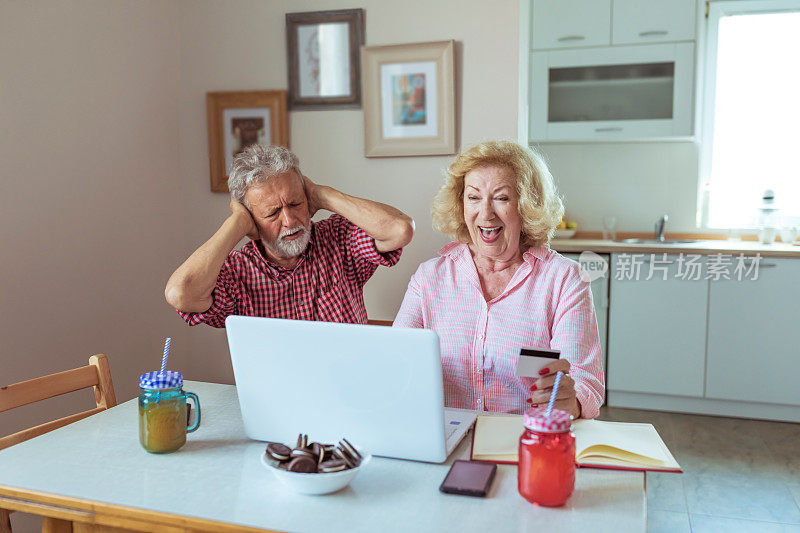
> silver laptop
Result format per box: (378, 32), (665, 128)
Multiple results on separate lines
(225, 316), (476, 463)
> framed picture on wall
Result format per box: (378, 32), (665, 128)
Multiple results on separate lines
(286, 9), (365, 109)
(362, 40), (456, 158)
(206, 90), (289, 193)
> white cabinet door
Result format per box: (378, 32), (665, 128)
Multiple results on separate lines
(607, 254), (707, 397)
(706, 258), (800, 406)
(612, 0), (696, 45)
(532, 0), (611, 50)
(529, 43), (695, 141)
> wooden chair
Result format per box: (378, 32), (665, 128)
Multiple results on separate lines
(367, 319), (393, 327)
(0, 354), (116, 533)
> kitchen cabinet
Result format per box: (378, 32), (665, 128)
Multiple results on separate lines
(531, 0), (696, 50)
(532, 0), (611, 50)
(705, 257), (800, 406)
(607, 253), (707, 397)
(552, 244), (800, 421)
(530, 43), (695, 141)
(612, 0), (696, 45)
(526, 0), (699, 142)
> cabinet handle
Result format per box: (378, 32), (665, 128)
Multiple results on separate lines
(557, 35), (586, 42)
(740, 260), (777, 268)
(639, 30), (669, 37)
(595, 127), (623, 132)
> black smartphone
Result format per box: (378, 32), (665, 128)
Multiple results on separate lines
(439, 460), (497, 497)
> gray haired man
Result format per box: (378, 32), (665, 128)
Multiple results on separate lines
(165, 144), (414, 327)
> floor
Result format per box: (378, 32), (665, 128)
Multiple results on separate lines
(599, 406), (800, 532)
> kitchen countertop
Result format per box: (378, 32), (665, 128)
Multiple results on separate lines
(550, 238), (800, 258)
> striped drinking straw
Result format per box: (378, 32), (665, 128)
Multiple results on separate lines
(160, 337), (171, 376)
(545, 371), (564, 417)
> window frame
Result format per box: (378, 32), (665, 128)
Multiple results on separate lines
(699, 0), (800, 229)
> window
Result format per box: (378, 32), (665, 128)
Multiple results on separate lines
(700, 0), (800, 229)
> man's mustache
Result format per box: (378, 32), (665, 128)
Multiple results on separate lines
(278, 226), (308, 240)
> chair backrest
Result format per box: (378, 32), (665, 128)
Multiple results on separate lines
(0, 354), (116, 451)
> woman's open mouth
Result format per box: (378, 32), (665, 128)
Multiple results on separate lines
(478, 225), (503, 243)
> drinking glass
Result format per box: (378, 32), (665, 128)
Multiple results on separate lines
(602, 216), (617, 241)
(780, 226), (797, 244)
(726, 228), (743, 242)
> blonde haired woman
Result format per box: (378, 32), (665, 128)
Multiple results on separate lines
(394, 141), (604, 418)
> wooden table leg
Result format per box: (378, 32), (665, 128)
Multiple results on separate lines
(42, 516), (73, 533)
(0, 509), (12, 533)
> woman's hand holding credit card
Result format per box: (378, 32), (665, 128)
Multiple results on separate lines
(516, 347), (581, 418)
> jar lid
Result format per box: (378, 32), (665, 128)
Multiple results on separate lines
(523, 407), (573, 433)
(139, 370), (183, 390)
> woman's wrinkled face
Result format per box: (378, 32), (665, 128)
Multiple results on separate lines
(463, 165), (522, 261)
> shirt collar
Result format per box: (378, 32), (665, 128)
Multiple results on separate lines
(523, 243), (551, 264)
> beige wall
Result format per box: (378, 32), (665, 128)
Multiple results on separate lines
(1, 0), (185, 431)
(176, 0), (521, 383)
(0, 2), (186, 529)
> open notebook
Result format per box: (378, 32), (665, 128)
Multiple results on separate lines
(471, 414), (682, 473)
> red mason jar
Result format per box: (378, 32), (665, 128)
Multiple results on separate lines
(518, 408), (576, 507)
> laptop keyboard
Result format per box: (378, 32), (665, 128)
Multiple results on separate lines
(443, 409), (477, 456)
(445, 420), (461, 441)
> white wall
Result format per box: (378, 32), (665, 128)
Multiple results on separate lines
(176, 0), (521, 383)
(539, 142), (702, 233)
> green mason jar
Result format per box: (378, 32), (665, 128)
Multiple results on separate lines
(138, 371), (200, 453)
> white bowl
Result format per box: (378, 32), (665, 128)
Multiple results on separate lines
(261, 448), (371, 495)
(554, 229), (577, 239)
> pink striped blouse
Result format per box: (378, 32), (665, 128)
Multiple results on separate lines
(394, 242), (604, 418)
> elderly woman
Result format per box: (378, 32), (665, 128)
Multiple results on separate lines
(394, 141), (604, 418)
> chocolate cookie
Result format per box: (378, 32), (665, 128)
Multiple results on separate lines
(287, 456), (317, 473)
(291, 447), (314, 458)
(266, 442), (292, 462)
(332, 446), (355, 468)
(319, 459), (347, 473)
(311, 442), (325, 464)
(340, 439), (362, 465)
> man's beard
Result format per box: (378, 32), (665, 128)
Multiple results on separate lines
(262, 225), (311, 259)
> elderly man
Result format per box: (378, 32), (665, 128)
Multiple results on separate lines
(165, 144), (414, 327)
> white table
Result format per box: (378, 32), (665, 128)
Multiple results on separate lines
(0, 382), (645, 532)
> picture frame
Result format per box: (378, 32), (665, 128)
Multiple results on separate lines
(206, 90), (289, 193)
(286, 9), (365, 109)
(362, 40), (456, 158)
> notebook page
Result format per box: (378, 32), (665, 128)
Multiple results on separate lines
(573, 420), (669, 464)
(472, 415), (523, 456)
(579, 445), (664, 466)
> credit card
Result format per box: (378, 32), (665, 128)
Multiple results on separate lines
(516, 347), (561, 377)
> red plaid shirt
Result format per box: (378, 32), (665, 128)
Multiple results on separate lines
(178, 214), (402, 328)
